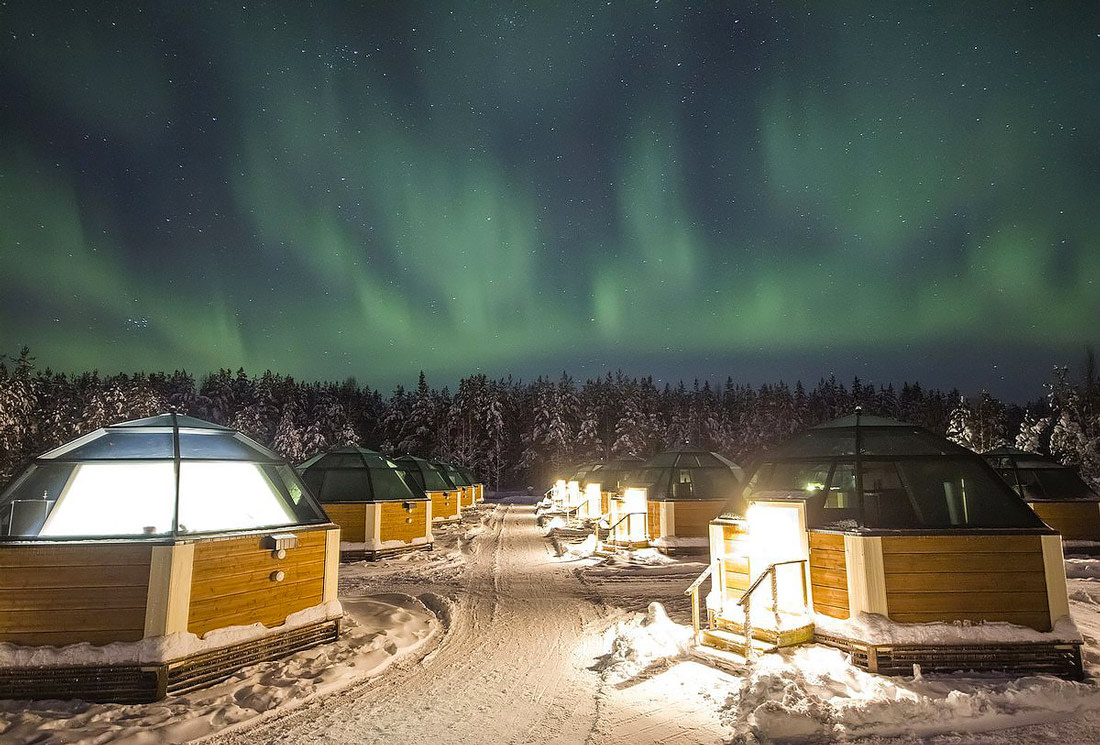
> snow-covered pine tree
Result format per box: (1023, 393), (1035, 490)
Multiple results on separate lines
(482, 381), (507, 490)
(1015, 410), (1051, 453)
(1048, 355), (1100, 488)
(0, 347), (39, 484)
(399, 371), (437, 456)
(971, 390), (1008, 452)
(379, 386), (411, 455)
(272, 400), (311, 463)
(946, 395), (975, 450)
(612, 382), (650, 457)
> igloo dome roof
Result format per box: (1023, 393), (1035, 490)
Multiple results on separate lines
(0, 413), (328, 541)
(298, 447), (422, 503)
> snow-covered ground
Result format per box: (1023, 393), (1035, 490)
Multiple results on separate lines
(4, 505), (1100, 744)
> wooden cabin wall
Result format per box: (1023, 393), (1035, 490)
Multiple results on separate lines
(379, 501), (429, 543)
(721, 522), (751, 594)
(668, 500), (726, 537)
(430, 490), (460, 522)
(188, 528), (327, 637)
(880, 534), (1050, 631)
(1031, 501), (1100, 541)
(0, 543), (152, 646)
(647, 501), (662, 540)
(808, 532), (849, 619)
(601, 491), (611, 516)
(460, 487), (476, 509)
(322, 504), (367, 543)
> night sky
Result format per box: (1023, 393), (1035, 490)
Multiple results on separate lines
(1, 2), (1097, 399)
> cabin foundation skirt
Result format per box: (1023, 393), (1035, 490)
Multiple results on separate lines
(814, 629), (1083, 680)
(341, 541), (433, 562)
(0, 618), (341, 703)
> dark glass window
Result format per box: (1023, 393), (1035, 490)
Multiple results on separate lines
(1033, 469), (1096, 500)
(302, 469), (325, 496)
(55, 432), (174, 460)
(686, 468), (741, 503)
(0, 465), (73, 536)
(371, 468), (416, 500)
(896, 458), (1043, 528)
(1015, 469), (1047, 501)
(768, 462), (833, 494)
(323, 454), (367, 468)
(421, 467), (450, 491)
(319, 469), (370, 503)
(177, 433), (271, 460)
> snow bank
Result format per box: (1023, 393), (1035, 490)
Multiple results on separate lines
(650, 536), (709, 550)
(0, 601), (344, 668)
(721, 644), (1100, 742)
(541, 515), (567, 535)
(1066, 558), (1100, 579)
(557, 534), (598, 560)
(596, 547), (678, 568)
(0, 594), (440, 745)
(595, 603), (693, 684)
(815, 612), (1082, 645)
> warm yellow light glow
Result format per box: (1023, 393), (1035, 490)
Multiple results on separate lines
(178, 462), (296, 532)
(40, 462), (176, 536)
(553, 479), (567, 507)
(37, 461), (299, 537)
(566, 480), (581, 507)
(622, 487), (648, 542)
(746, 501), (808, 614)
(804, 481), (824, 492)
(584, 482), (601, 517)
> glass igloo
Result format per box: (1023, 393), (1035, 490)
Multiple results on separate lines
(0, 413), (326, 540)
(298, 447), (420, 503)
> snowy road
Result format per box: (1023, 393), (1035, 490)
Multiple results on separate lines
(201, 504), (726, 745)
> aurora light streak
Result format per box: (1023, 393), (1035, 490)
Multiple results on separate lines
(1, 2), (1096, 397)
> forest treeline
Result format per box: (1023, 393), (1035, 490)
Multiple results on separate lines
(1, 347), (1097, 490)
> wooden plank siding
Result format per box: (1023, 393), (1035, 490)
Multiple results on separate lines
(430, 490), (460, 521)
(647, 501), (662, 541)
(1031, 501), (1100, 541)
(668, 500), (726, 537)
(721, 523), (751, 593)
(0, 543), (152, 646)
(321, 504), (367, 543)
(809, 531), (849, 619)
(188, 529), (327, 637)
(379, 500), (430, 544)
(601, 491), (611, 516)
(880, 534), (1051, 631)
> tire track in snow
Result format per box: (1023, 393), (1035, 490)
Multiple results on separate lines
(201, 505), (609, 744)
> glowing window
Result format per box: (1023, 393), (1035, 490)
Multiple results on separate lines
(40, 462), (176, 537)
(177, 462), (296, 533)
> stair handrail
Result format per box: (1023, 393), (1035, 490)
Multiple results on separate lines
(683, 562), (714, 641)
(736, 558), (809, 659)
(600, 510), (648, 551)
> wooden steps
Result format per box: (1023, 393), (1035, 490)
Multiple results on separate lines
(700, 627), (778, 657)
(698, 611), (816, 658)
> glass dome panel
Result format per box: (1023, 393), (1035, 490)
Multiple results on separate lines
(40, 462), (177, 537)
(0, 414), (329, 539)
(1032, 469), (1096, 500)
(176, 432), (277, 460)
(371, 468), (417, 500)
(177, 462), (298, 533)
(48, 431), (175, 460)
(316, 469), (371, 503)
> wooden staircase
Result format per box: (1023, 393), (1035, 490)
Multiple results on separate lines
(685, 558), (814, 663)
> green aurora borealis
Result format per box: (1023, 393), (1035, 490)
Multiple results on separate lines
(1, 2), (1097, 397)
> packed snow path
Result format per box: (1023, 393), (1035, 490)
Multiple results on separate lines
(201, 504), (724, 745)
